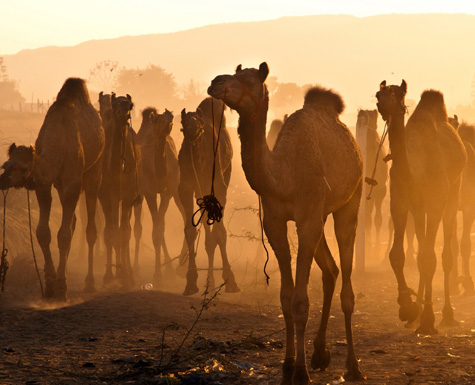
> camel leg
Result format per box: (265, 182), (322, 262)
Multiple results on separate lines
(460, 209), (475, 296)
(374, 195), (384, 259)
(262, 210), (294, 385)
(406, 212), (417, 267)
(383, 217), (394, 266)
(449, 214), (460, 294)
(365, 198), (374, 252)
(118, 201), (134, 289)
(55, 182), (81, 300)
(416, 207), (441, 335)
(173, 193), (189, 278)
(133, 201), (143, 276)
(214, 220), (240, 293)
(157, 192), (175, 277)
(83, 183), (99, 293)
(333, 186), (366, 381)
(35, 184), (56, 298)
(292, 218), (324, 385)
(311, 234), (339, 372)
(389, 194), (419, 323)
(100, 194), (119, 284)
(180, 187), (199, 296)
(440, 185), (460, 327)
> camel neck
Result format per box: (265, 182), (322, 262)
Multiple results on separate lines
(237, 98), (275, 195)
(387, 113), (408, 167)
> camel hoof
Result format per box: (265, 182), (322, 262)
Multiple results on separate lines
(344, 368), (367, 381)
(183, 284), (199, 296)
(416, 324), (438, 336)
(311, 348), (331, 371)
(281, 358), (295, 385)
(462, 277), (475, 296)
(103, 272), (114, 285)
(399, 301), (419, 323)
(44, 280), (56, 298)
(225, 282), (240, 293)
(292, 365), (310, 385)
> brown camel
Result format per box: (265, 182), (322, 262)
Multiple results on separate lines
(376, 81), (466, 335)
(208, 63), (365, 384)
(448, 115), (475, 296)
(178, 97), (240, 296)
(357, 109), (388, 258)
(134, 107), (188, 285)
(0, 78), (104, 298)
(98, 92), (139, 289)
(267, 114), (287, 150)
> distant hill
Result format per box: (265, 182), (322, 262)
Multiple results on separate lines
(4, 14), (475, 117)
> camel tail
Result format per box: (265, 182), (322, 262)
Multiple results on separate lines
(304, 86), (345, 115)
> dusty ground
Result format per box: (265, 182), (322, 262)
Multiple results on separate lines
(0, 253), (474, 385)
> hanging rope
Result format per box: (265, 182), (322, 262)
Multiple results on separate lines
(1, 189), (10, 294)
(365, 121), (389, 200)
(192, 98), (226, 227)
(27, 189), (44, 297)
(258, 195), (270, 285)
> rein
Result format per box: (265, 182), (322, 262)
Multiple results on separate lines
(27, 189), (44, 297)
(0, 189), (9, 294)
(365, 121), (389, 200)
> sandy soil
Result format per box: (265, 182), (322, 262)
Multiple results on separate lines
(1, 253), (474, 385)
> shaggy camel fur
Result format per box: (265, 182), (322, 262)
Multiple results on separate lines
(0, 78), (104, 298)
(448, 116), (475, 296)
(208, 63), (365, 384)
(376, 81), (466, 335)
(98, 92), (139, 289)
(178, 97), (240, 296)
(134, 108), (188, 285)
(357, 109), (388, 258)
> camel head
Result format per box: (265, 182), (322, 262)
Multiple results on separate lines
(357, 109), (378, 131)
(181, 108), (205, 142)
(151, 109), (174, 138)
(0, 143), (36, 190)
(448, 114), (459, 130)
(208, 62), (269, 115)
(99, 92), (112, 113)
(376, 80), (407, 121)
(111, 93), (134, 123)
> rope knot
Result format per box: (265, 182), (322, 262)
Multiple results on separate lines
(192, 195), (223, 226)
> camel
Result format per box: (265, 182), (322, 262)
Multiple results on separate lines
(0, 78), (104, 299)
(208, 63), (365, 384)
(134, 107), (188, 285)
(267, 114), (287, 150)
(448, 115), (475, 296)
(178, 97), (240, 296)
(98, 92), (139, 289)
(376, 81), (466, 335)
(357, 109), (388, 259)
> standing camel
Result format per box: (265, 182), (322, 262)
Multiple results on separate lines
(178, 97), (240, 296)
(267, 114), (287, 150)
(376, 81), (466, 334)
(134, 108), (188, 285)
(98, 92), (139, 289)
(448, 116), (475, 296)
(208, 63), (365, 384)
(0, 78), (104, 299)
(357, 109), (388, 259)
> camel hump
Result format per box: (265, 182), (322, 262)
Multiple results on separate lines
(56, 78), (92, 105)
(417, 89), (447, 120)
(303, 86), (345, 115)
(459, 122), (475, 147)
(197, 97), (226, 124)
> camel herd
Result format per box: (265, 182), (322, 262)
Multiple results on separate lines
(1, 64), (475, 384)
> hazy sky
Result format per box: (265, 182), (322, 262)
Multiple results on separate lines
(1, 0), (475, 55)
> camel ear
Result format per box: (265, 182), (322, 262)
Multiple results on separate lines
(127, 94), (132, 102)
(380, 80), (386, 90)
(258, 62), (269, 83)
(181, 108), (186, 122)
(149, 111), (155, 122)
(235, 64), (242, 73)
(196, 108), (203, 118)
(454, 114), (458, 122)
(8, 143), (16, 156)
(99, 91), (103, 97)
(111, 92), (116, 102)
(400, 80), (407, 93)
